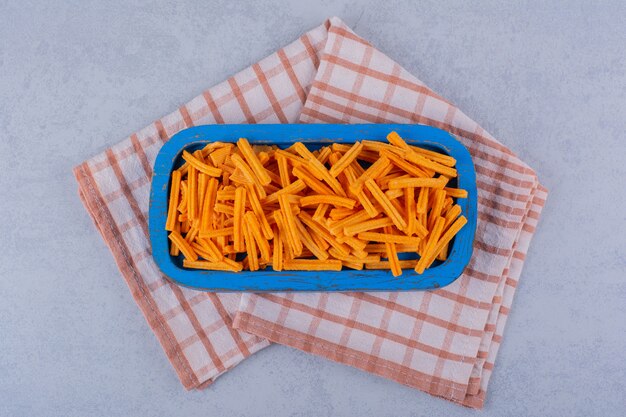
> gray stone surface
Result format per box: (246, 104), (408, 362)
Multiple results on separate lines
(1, 1), (625, 416)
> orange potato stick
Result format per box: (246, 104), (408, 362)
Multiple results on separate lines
(182, 150), (222, 177)
(181, 219), (190, 233)
(200, 178), (218, 233)
(265, 170), (282, 187)
(412, 219), (429, 239)
(299, 195), (357, 209)
(190, 242), (218, 262)
(388, 131), (457, 167)
(292, 166), (335, 195)
(165, 170), (182, 231)
(177, 181), (188, 213)
(191, 240), (221, 262)
(263, 179), (306, 204)
(328, 248), (380, 263)
(197, 173), (208, 220)
(386, 131), (411, 150)
(169, 221), (181, 256)
(183, 259), (243, 272)
(361, 139), (404, 155)
(383, 226), (402, 277)
(404, 188), (416, 237)
(177, 214), (188, 222)
(272, 226), (284, 271)
(350, 160), (365, 177)
(388, 197), (406, 220)
(198, 227), (233, 239)
(214, 203), (234, 216)
(258, 151), (270, 166)
(291, 142), (319, 162)
(233, 187), (247, 252)
(327, 210), (371, 235)
(244, 211), (271, 262)
(313, 203), (330, 222)
(342, 261), (364, 270)
(436, 242), (449, 261)
(356, 189), (380, 218)
(283, 259), (343, 271)
(443, 204), (462, 230)
(274, 149), (308, 167)
(329, 153), (352, 191)
(201, 141), (231, 154)
(415, 216), (445, 274)
(278, 195), (303, 257)
(364, 243), (420, 253)
(357, 232), (421, 245)
(331, 143), (352, 153)
(222, 257), (244, 271)
(384, 188), (404, 200)
(220, 161), (236, 174)
(216, 190), (236, 201)
(444, 187), (468, 198)
(316, 146), (332, 164)
(364, 179), (407, 231)
(329, 142), (363, 177)
(328, 207), (354, 221)
(416, 186), (429, 214)
(442, 196), (453, 212)
(237, 138), (272, 185)
(350, 156), (390, 193)
(231, 154), (266, 198)
(294, 217), (329, 260)
(187, 166), (197, 221)
(309, 227), (331, 251)
(220, 245), (237, 254)
(184, 222), (199, 243)
(242, 220), (259, 271)
(216, 212), (226, 248)
(366, 260), (418, 270)
(276, 153), (291, 187)
(337, 235), (368, 253)
(379, 173), (410, 190)
(299, 212), (351, 257)
(343, 217), (394, 236)
(209, 145), (233, 166)
(405, 152), (457, 177)
(377, 162), (395, 181)
(168, 231), (198, 261)
(407, 144), (457, 167)
(245, 185), (273, 240)
(428, 189), (446, 230)
(272, 210), (295, 260)
(379, 150), (430, 178)
(177, 161), (189, 176)
(388, 176), (447, 190)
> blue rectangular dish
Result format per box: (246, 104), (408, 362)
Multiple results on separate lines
(149, 124), (477, 292)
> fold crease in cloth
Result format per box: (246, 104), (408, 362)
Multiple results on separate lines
(74, 16), (546, 408)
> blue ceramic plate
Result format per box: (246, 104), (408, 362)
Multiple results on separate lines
(149, 124), (477, 292)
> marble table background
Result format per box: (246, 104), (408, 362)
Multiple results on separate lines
(0, 1), (624, 416)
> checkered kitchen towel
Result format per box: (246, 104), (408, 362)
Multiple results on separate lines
(74, 17), (546, 408)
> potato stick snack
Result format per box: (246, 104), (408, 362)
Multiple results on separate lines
(165, 131), (468, 275)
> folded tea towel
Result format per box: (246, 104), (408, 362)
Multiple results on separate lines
(74, 17), (546, 408)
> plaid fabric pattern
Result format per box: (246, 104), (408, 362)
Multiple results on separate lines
(74, 17), (546, 408)
(232, 18), (546, 408)
(74, 21), (329, 389)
